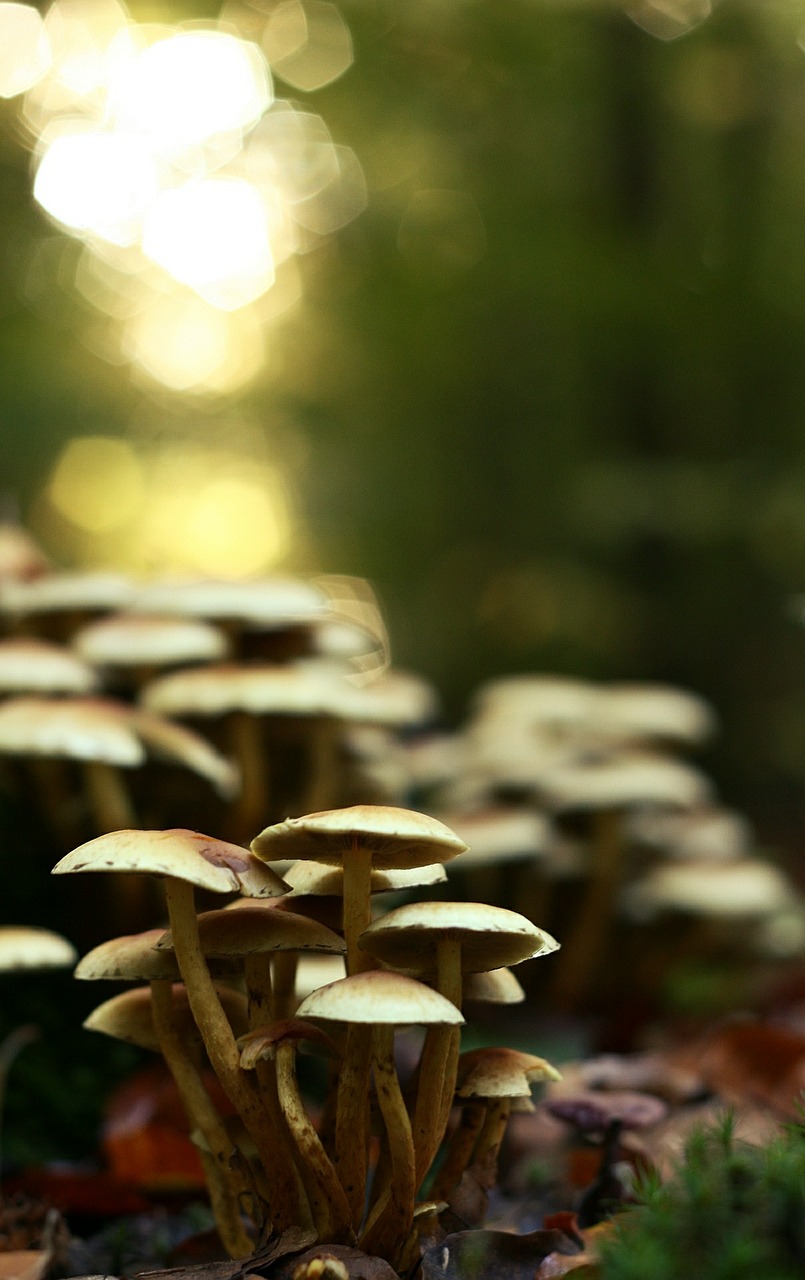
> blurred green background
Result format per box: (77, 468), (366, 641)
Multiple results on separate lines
(4, 0), (805, 849)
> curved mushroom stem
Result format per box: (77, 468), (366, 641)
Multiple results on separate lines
(274, 1040), (353, 1244)
(162, 877), (295, 1232)
(411, 937), (462, 1189)
(358, 1025), (415, 1265)
(150, 978), (258, 1256)
(549, 807), (622, 1010)
(228, 712), (269, 843)
(430, 1099), (486, 1202)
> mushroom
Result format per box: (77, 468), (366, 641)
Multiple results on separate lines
(0, 572), (134, 641)
(73, 613), (229, 692)
(297, 970), (464, 1262)
(359, 899), (559, 1188)
(52, 828), (294, 1233)
(0, 639), (98, 697)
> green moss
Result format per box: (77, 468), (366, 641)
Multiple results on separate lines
(598, 1111), (805, 1280)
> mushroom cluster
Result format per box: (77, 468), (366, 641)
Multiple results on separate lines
(54, 805), (561, 1269)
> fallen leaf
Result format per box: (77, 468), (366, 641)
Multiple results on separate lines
(421, 1228), (579, 1280)
(268, 1245), (398, 1280)
(135, 1226), (317, 1280)
(0, 1251), (50, 1280)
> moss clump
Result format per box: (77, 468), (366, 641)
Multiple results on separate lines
(598, 1111), (805, 1280)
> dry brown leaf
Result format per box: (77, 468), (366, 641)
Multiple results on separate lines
(0, 1251), (51, 1280)
(421, 1227), (579, 1280)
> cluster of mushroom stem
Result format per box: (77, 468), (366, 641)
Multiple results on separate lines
(55, 807), (560, 1272)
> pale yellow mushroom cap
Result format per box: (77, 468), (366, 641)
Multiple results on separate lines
(131, 576), (327, 626)
(297, 969), (464, 1026)
(75, 614), (228, 668)
(157, 905), (346, 957)
(462, 967), (526, 1004)
(283, 859), (447, 897)
(141, 662), (347, 718)
(75, 929), (182, 982)
(585, 682), (716, 747)
(0, 572), (133, 616)
(0, 696), (144, 765)
(53, 827), (289, 897)
(360, 900), (559, 974)
(0, 639), (97, 696)
(621, 857), (794, 921)
(251, 804), (468, 871)
(456, 1046), (561, 1098)
(537, 749), (712, 813)
(84, 982), (247, 1051)
(0, 926), (77, 971)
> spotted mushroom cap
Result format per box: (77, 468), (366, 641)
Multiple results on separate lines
(52, 828), (289, 897)
(251, 804), (468, 871)
(359, 900), (559, 974)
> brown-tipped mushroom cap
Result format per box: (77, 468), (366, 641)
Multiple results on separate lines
(297, 969), (464, 1027)
(75, 614), (229, 668)
(456, 1047), (561, 1098)
(84, 982), (248, 1051)
(283, 859), (447, 897)
(156, 906), (346, 958)
(0, 639), (98, 696)
(237, 1018), (340, 1068)
(0, 926), (77, 971)
(360, 901), (559, 975)
(251, 804), (468, 871)
(52, 828), (289, 897)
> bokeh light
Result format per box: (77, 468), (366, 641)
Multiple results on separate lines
(10, 0), (363, 395)
(0, 3), (51, 98)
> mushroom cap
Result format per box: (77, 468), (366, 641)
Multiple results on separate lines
(628, 806), (751, 862)
(462, 967), (526, 1005)
(359, 901), (560, 974)
(0, 524), (50, 582)
(0, 639), (98, 696)
(84, 982), (248, 1050)
(75, 614), (229, 668)
(75, 929), (181, 982)
(141, 662), (348, 718)
(52, 828), (289, 897)
(293, 954), (347, 1003)
(0, 696), (145, 765)
(330, 670), (438, 728)
(130, 709), (239, 799)
(297, 969), (464, 1027)
(0, 926), (77, 971)
(537, 750), (712, 813)
(0, 572), (133, 616)
(471, 675), (596, 731)
(621, 857), (794, 921)
(283, 859), (447, 897)
(456, 1047), (561, 1098)
(434, 807), (553, 868)
(251, 804), (468, 871)
(156, 905), (346, 958)
(544, 1089), (667, 1133)
(131, 575), (327, 626)
(586, 683), (716, 747)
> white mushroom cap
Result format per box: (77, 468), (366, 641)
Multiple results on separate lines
(251, 804), (468, 871)
(585, 683), (717, 747)
(141, 662), (348, 718)
(628, 806), (751, 861)
(433, 807), (553, 868)
(621, 857), (795, 921)
(131, 576), (327, 626)
(74, 614), (229, 668)
(0, 926), (77, 971)
(537, 750), (712, 813)
(0, 639), (98, 696)
(0, 696), (145, 765)
(360, 900), (559, 974)
(0, 572), (133, 616)
(471, 675), (596, 733)
(75, 929), (181, 982)
(283, 859), (447, 896)
(462, 967), (526, 1004)
(84, 982), (248, 1050)
(297, 969), (464, 1026)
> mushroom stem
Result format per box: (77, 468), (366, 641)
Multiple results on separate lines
(274, 1039), (353, 1243)
(302, 715), (340, 814)
(244, 953), (273, 1029)
(272, 951), (299, 1020)
(549, 806), (623, 1010)
(342, 840), (374, 975)
(430, 1099), (486, 1201)
(162, 877), (294, 1232)
(411, 936), (462, 1188)
(82, 760), (136, 831)
(334, 1023), (373, 1227)
(149, 978), (258, 1256)
(228, 712), (268, 842)
(470, 1097), (511, 1186)
(358, 1025), (415, 1264)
